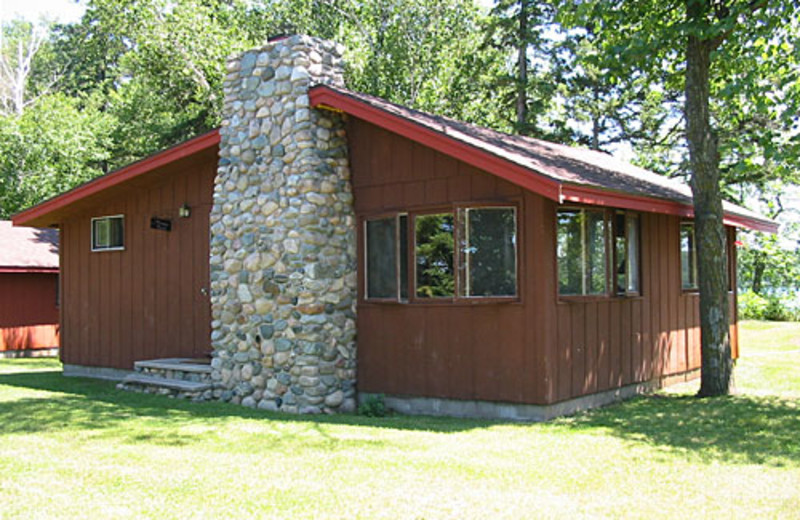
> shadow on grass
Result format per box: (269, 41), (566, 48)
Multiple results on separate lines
(2, 370), (799, 467)
(0, 370), (496, 438)
(562, 393), (800, 468)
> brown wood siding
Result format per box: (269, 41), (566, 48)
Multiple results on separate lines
(348, 117), (738, 405)
(58, 151), (215, 369)
(0, 272), (59, 351)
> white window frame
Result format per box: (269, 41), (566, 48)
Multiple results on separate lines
(91, 215), (125, 252)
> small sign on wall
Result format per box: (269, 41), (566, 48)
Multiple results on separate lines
(150, 217), (172, 231)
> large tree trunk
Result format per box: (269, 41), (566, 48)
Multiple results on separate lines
(685, 0), (732, 397)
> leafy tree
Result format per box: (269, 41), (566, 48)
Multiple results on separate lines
(0, 93), (114, 218)
(483, 0), (566, 137)
(0, 19), (53, 116)
(561, 0), (799, 396)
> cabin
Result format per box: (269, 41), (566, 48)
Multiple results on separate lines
(12, 36), (776, 419)
(0, 221), (59, 357)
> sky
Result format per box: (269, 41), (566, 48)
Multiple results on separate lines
(0, 0), (85, 23)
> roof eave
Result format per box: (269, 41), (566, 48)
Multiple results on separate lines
(0, 266), (59, 273)
(12, 129), (221, 228)
(311, 85), (775, 234)
(310, 85), (563, 201)
(562, 183), (778, 233)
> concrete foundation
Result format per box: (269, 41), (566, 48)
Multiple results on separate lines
(0, 347), (58, 359)
(63, 364), (133, 381)
(364, 369), (702, 422)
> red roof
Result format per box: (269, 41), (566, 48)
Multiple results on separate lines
(12, 88), (775, 233)
(12, 130), (220, 228)
(0, 221), (58, 272)
(310, 85), (777, 233)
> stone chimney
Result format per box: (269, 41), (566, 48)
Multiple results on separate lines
(209, 35), (357, 414)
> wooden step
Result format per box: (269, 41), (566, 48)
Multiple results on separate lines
(121, 373), (212, 392)
(134, 358), (212, 374)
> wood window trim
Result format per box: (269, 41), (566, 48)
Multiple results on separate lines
(91, 215), (125, 252)
(556, 205), (642, 301)
(361, 201), (521, 305)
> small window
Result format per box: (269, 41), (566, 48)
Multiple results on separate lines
(365, 215), (408, 300)
(459, 207), (517, 297)
(681, 222), (697, 290)
(415, 213), (455, 298)
(614, 212), (640, 295)
(91, 215), (124, 251)
(557, 208), (608, 296)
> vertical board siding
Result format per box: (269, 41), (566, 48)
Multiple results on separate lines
(350, 118), (548, 404)
(350, 118), (734, 405)
(59, 152), (215, 369)
(0, 272), (59, 351)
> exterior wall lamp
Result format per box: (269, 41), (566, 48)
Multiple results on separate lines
(179, 204), (191, 218)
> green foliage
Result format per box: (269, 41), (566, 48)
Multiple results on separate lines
(358, 393), (386, 417)
(415, 213), (455, 298)
(739, 290), (799, 322)
(738, 227), (800, 297)
(0, 93), (115, 218)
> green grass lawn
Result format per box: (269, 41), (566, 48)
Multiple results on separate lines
(1, 322), (799, 519)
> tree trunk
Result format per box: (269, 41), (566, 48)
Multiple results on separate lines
(516, 0), (529, 134)
(751, 250), (765, 294)
(685, 0), (732, 397)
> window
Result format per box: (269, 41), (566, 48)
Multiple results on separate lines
(681, 222), (697, 290)
(459, 207), (517, 297)
(557, 208), (640, 297)
(614, 212), (640, 295)
(557, 209), (607, 295)
(91, 215), (124, 251)
(365, 215), (408, 300)
(415, 213), (455, 298)
(363, 205), (517, 302)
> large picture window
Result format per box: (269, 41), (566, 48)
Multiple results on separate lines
(681, 222), (698, 290)
(91, 215), (124, 252)
(364, 205), (518, 302)
(459, 207), (517, 297)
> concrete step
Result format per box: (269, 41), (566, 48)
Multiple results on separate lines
(120, 373), (212, 393)
(134, 358), (212, 374)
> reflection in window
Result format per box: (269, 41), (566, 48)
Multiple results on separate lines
(366, 217), (398, 299)
(415, 213), (455, 298)
(557, 209), (607, 295)
(681, 223), (697, 289)
(366, 215), (408, 300)
(459, 207), (517, 297)
(625, 215), (640, 293)
(91, 215), (124, 251)
(614, 212), (640, 294)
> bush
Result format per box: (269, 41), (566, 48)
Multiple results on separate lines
(739, 290), (800, 321)
(359, 394), (387, 417)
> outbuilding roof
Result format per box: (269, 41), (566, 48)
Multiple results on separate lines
(0, 221), (58, 272)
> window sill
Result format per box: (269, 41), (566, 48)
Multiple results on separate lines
(558, 294), (644, 304)
(361, 297), (521, 307)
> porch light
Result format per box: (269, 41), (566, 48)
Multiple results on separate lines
(179, 204), (191, 218)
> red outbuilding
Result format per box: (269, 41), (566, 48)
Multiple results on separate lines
(0, 221), (59, 356)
